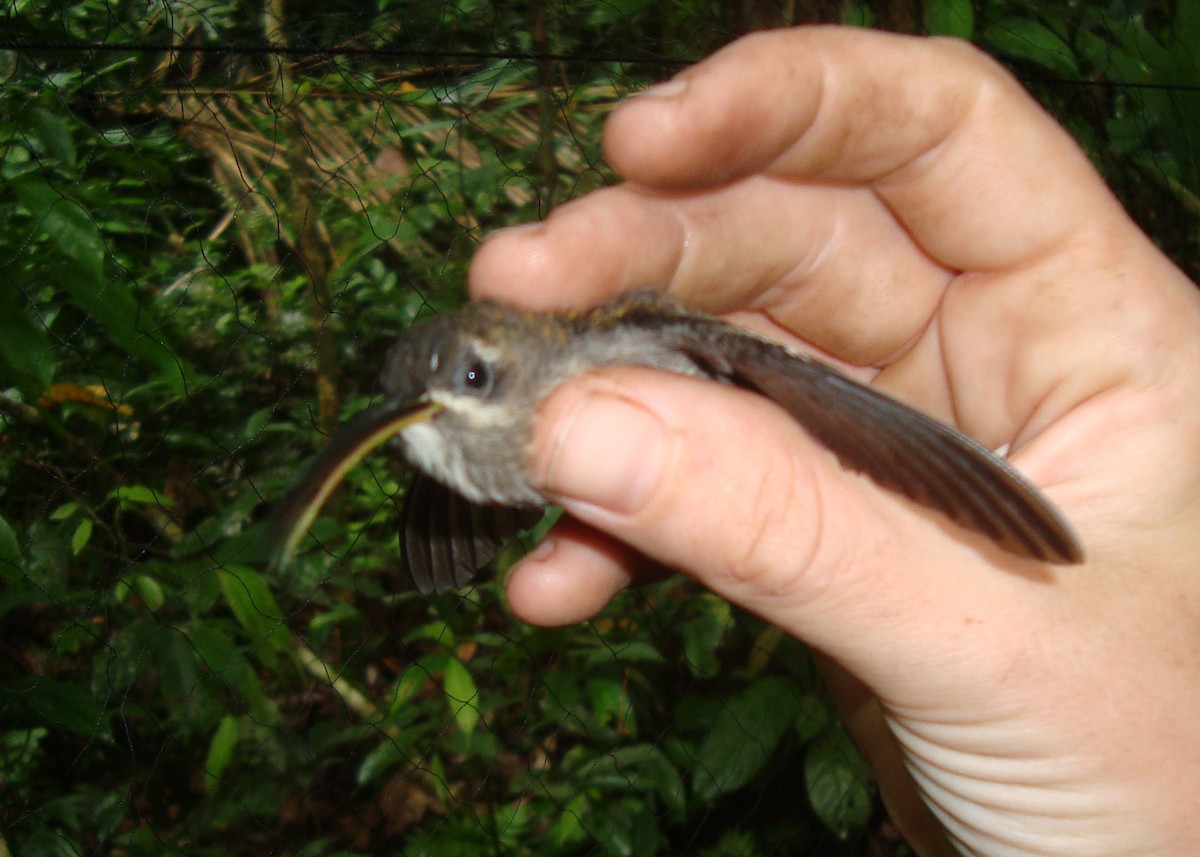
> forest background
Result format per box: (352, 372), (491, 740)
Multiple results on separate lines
(1, 1), (1197, 855)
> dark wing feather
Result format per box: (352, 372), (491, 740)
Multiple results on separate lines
(402, 474), (543, 594)
(658, 319), (1083, 565)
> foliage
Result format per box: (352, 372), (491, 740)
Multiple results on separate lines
(974, 0), (1200, 280)
(0, 1), (1195, 856)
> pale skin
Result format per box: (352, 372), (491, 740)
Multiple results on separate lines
(467, 27), (1200, 857)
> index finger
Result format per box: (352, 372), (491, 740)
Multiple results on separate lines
(602, 27), (1125, 271)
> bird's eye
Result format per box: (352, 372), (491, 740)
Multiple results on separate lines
(459, 359), (493, 395)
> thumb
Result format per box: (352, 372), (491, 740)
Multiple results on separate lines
(528, 366), (1042, 688)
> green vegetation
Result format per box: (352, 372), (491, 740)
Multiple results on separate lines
(0, 1), (1193, 854)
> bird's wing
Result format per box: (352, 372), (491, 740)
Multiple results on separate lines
(652, 315), (1083, 565)
(402, 474), (543, 594)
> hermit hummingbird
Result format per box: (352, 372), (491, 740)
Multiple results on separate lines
(271, 290), (1083, 593)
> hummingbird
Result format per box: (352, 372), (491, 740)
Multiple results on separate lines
(271, 290), (1083, 594)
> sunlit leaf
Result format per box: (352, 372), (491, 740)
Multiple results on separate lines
(109, 485), (172, 508)
(204, 715), (239, 794)
(443, 656), (479, 737)
(70, 518), (92, 555)
(49, 502), (78, 521)
(133, 574), (164, 611)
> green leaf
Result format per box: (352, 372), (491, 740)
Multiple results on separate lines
(386, 657), (438, 716)
(12, 176), (187, 389)
(4, 676), (107, 737)
(0, 726), (48, 786)
(680, 593), (731, 678)
(187, 621), (243, 675)
(29, 107), (77, 168)
(804, 727), (875, 839)
(188, 622), (277, 724)
(133, 574), (164, 611)
(794, 693), (832, 744)
(691, 676), (800, 802)
(0, 309), (54, 393)
(549, 792), (591, 849)
(356, 721), (432, 785)
(49, 502), (78, 521)
(241, 407), (273, 442)
(217, 565), (291, 669)
(589, 796), (662, 856)
(156, 630), (201, 722)
(843, 3), (872, 27)
(70, 518), (92, 555)
(923, 0), (973, 39)
(204, 715), (239, 794)
(14, 176), (104, 282)
(583, 639), (662, 667)
(109, 484), (173, 508)
(586, 676), (628, 729)
(983, 18), (1080, 77)
(409, 620), (456, 646)
(427, 753), (450, 803)
(442, 657), (479, 737)
(0, 513), (23, 571)
(579, 744), (686, 816)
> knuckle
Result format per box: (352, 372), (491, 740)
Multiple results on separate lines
(713, 430), (832, 600)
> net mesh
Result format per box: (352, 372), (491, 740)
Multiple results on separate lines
(1, 2), (1196, 855)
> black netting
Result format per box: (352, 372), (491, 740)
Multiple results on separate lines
(1, 2), (1196, 855)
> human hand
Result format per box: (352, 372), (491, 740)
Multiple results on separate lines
(469, 27), (1200, 856)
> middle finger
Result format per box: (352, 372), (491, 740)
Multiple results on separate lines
(470, 177), (952, 365)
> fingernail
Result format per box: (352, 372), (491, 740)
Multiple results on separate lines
(524, 536), (557, 563)
(534, 392), (667, 516)
(632, 77), (687, 100)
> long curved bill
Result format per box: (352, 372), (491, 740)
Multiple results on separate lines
(269, 396), (443, 568)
